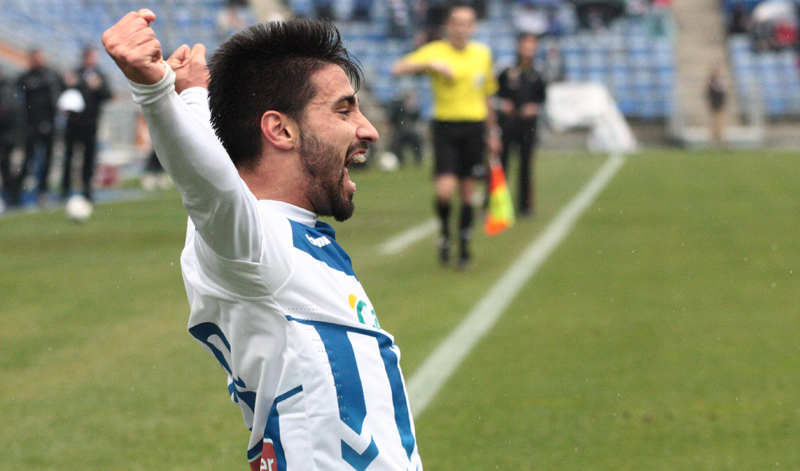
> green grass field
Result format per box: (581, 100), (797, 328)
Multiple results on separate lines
(2, 148), (799, 470)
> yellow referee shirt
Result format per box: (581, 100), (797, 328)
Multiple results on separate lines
(402, 40), (498, 122)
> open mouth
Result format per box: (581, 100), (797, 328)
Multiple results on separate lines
(346, 152), (367, 166)
(343, 151), (366, 193)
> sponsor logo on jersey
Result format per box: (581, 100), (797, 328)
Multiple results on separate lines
(306, 233), (331, 247)
(348, 294), (380, 329)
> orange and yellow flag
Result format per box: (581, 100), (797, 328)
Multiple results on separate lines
(484, 157), (515, 236)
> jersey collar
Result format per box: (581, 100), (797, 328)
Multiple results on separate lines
(259, 200), (317, 227)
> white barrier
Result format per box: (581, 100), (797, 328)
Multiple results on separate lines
(546, 82), (637, 154)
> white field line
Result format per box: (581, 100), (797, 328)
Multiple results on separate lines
(378, 218), (438, 255)
(407, 153), (626, 417)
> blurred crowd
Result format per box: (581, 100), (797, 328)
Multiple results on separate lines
(0, 47), (112, 213)
(725, 0), (800, 51)
(300, 0), (674, 40)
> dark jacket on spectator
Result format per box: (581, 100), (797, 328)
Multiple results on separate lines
(67, 65), (112, 129)
(17, 66), (64, 129)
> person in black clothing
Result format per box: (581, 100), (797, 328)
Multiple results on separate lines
(17, 49), (64, 205)
(706, 66), (726, 146)
(496, 32), (546, 217)
(61, 47), (113, 201)
(0, 69), (22, 208)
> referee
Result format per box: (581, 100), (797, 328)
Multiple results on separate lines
(393, 3), (500, 269)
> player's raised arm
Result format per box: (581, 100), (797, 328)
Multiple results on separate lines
(103, 12), (260, 263)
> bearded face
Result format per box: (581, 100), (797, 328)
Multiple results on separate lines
(297, 126), (360, 222)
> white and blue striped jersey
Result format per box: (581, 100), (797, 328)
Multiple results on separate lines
(130, 67), (422, 471)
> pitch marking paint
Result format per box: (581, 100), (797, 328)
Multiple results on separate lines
(378, 218), (438, 255)
(407, 154), (627, 416)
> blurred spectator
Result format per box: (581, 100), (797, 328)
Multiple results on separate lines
(729, 3), (750, 34)
(351, 0), (374, 21)
(218, 0), (251, 40)
(514, 0), (566, 36)
(514, 4), (550, 35)
(17, 49), (65, 205)
(573, 0), (625, 31)
(750, 0), (798, 51)
(706, 66), (726, 146)
(0, 68), (22, 209)
(309, 0), (374, 21)
(496, 33), (547, 217)
(387, 0), (413, 37)
(60, 47), (112, 202)
(387, 88), (424, 166)
(313, 0), (336, 20)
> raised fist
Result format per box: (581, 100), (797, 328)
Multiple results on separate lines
(166, 43), (209, 94)
(102, 9), (166, 85)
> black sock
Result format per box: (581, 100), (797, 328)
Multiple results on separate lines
(436, 200), (451, 239)
(459, 205), (474, 256)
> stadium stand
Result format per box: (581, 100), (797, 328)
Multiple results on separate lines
(0, 0), (677, 120)
(729, 34), (800, 117)
(328, 0), (676, 121)
(724, 0), (800, 119)
(559, 18), (675, 120)
(0, 0), (234, 89)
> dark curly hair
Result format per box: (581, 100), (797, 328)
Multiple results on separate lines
(208, 19), (363, 171)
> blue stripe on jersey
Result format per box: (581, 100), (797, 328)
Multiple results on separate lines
(188, 322), (234, 376)
(287, 316), (417, 462)
(342, 436), (379, 471)
(376, 333), (416, 459)
(313, 321), (369, 435)
(190, 322), (256, 414)
(289, 220), (356, 278)
(252, 385), (304, 466)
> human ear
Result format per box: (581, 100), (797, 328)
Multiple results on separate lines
(260, 111), (297, 151)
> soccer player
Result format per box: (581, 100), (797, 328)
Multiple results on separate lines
(103, 10), (422, 471)
(392, 4), (500, 269)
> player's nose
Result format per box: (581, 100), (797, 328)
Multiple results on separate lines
(356, 113), (379, 144)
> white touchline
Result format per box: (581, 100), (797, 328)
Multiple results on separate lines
(378, 218), (438, 255)
(407, 153), (627, 417)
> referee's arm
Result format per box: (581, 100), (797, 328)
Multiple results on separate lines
(392, 59), (453, 80)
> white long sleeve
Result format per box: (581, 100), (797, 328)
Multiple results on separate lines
(129, 66), (261, 262)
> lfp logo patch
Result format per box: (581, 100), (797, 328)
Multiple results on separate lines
(348, 294), (380, 329)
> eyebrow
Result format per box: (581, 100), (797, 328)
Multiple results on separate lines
(334, 94), (357, 108)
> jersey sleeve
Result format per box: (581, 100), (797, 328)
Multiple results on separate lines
(128, 66), (261, 263)
(483, 49), (499, 97)
(402, 43), (436, 68)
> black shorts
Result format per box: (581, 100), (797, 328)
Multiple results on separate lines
(432, 120), (486, 179)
